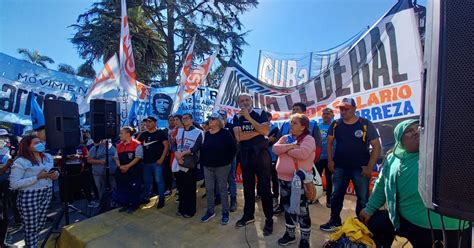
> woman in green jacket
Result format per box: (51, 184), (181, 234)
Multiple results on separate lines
(359, 119), (471, 248)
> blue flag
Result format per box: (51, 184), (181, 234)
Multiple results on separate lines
(145, 101), (152, 116)
(128, 100), (138, 128)
(30, 94), (45, 130)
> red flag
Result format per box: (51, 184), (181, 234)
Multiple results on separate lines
(136, 81), (151, 101)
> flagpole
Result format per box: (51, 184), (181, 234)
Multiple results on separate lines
(192, 93), (196, 121)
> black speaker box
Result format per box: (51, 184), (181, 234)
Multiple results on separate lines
(419, 0), (474, 221)
(43, 99), (81, 149)
(90, 99), (120, 140)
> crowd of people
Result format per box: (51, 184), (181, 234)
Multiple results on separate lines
(0, 93), (471, 248)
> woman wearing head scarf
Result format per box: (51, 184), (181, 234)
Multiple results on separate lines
(359, 119), (471, 247)
(9, 135), (59, 248)
(273, 114), (316, 248)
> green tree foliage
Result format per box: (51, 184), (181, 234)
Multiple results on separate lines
(70, 0), (166, 85)
(71, 0), (258, 87)
(76, 61), (97, 79)
(57, 63), (76, 75)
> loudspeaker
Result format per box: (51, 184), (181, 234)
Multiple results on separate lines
(90, 99), (119, 140)
(43, 99), (81, 149)
(419, 0), (474, 221)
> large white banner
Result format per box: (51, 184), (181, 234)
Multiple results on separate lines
(0, 53), (93, 126)
(215, 4), (423, 124)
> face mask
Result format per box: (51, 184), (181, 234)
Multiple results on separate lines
(33, 143), (46, 153)
(0, 140), (6, 148)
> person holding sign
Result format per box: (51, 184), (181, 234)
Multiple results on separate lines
(232, 93), (273, 236)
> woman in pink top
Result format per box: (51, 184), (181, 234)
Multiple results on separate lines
(273, 113), (315, 248)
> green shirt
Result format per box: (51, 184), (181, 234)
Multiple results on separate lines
(365, 152), (467, 230)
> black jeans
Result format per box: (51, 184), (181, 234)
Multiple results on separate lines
(163, 154), (173, 191)
(176, 169), (196, 216)
(240, 145), (273, 220)
(0, 180), (9, 248)
(270, 161), (279, 198)
(367, 210), (472, 248)
(315, 159), (332, 204)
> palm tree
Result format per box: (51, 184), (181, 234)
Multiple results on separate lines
(17, 48), (55, 68)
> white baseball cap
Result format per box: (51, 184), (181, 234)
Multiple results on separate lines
(0, 129), (8, 136)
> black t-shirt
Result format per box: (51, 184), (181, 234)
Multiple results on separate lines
(224, 122), (235, 140)
(138, 129), (168, 164)
(200, 129), (237, 167)
(232, 109), (270, 147)
(328, 118), (379, 169)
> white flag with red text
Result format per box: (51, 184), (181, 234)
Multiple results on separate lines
(78, 54), (120, 114)
(184, 52), (217, 95)
(172, 52), (217, 114)
(171, 37), (195, 113)
(119, 0), (138, 100)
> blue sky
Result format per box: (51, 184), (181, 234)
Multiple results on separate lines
(0, 0), (423, 78)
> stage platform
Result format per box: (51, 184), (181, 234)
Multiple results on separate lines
(52, 187), (411, 248)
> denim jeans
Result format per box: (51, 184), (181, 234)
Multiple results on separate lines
(93, 174), (117, 200)
(142, 163), (165, 200)
(330, 167), (369, 222)
(227, 158), (237, 199)
(204, 165), (231, 214)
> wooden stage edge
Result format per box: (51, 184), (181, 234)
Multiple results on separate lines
(51, 188), (413, 248)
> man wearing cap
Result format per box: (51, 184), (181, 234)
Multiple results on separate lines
(138, 116), (169, 209)
(316, 107), (335, 208)
(320, 98), (381, 232)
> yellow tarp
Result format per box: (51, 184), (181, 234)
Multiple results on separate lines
(330, 217), (376, 247)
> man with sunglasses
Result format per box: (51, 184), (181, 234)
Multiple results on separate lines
(320, 98), (381, 232)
